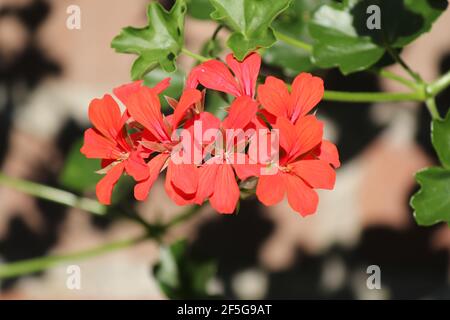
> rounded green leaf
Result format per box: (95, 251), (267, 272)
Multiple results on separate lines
(264, 0), (328, 74)
(411, 167), (450, 226)
(309, 1), (385, 74)
(309, 0), (447, 74)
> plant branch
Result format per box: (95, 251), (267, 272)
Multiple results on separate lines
(0, 235), (147, 279)
(377, 69), (418, 90)
(323, 90), (424, 103)
(429, 70), (450, 96)
(0, 203), (204, 279)
(182, 47), (209, 62)
(0, 173), (106, 215)
(274, 30), (312, 52)
(166, 205), (202, 228)
(384, 43), (422, 83)
(425, 97), (442, 120)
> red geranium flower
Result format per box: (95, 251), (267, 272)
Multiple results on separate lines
(258, 73), (324, 124)
(79, 82), (157, 205)
(124, 86), (204, 204)
(256, 116), (338, 216)
(195, 96), (260, 214)
(187, 53), (261, 98)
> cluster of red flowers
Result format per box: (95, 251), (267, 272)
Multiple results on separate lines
(81, 52), (340, 216)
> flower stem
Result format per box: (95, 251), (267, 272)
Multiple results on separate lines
(384, 43), (422, 83)
(0, 203), (204, 279)
(182, 47), (209, 62)
(0, 172), (106, 215)
(377, 69), (418, 90)
(274, 31), (312, 52)
(166, 205), (202, 228)
(425, 97), (442, 120)
(0, 235), (147, 279)
(429, 70), (450, 96)
(323, 90), (424, 103)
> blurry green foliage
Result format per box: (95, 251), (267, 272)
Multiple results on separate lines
(153, 239), (218, 299)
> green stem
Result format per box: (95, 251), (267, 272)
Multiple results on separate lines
(182, 47), (208, 62)
(0, 235), (147, 279)
(384, 43), (422, 83)
(425, 97), (442, 120)
(429, 70), (450, 96)
(212, 24), (224, 41)
(0, 172), (106, 215)
(274, 30), (312, 52)
(166, 205), (202, 228)
(323, 90), (424, 103)
(377, 69), (418, 90)
(0, 203), (204, 279)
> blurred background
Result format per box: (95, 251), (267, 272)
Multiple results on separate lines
(0, 0), (449, 299)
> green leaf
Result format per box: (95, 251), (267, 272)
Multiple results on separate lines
(188, 0), (215, 19)
(265, 0), (328, 74)
(59, 139), (101, 192)
(351, 0), (448, 47)
(153, 240), (217, 299)
(411, 167), (450, 226)
(309, 1), (384, 74)
(209, 0), (292, 60)
(144, 68), (185, 107)
(111, 0), (187, 80)
(432, 109), (450, 169)
(309, 0), (447, 74)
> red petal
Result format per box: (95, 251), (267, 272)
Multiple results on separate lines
(134, 153), (168, 201)
(88, 94), (123, 140)
(274, 117), (296, 154)
(125, 150), (150, 181)
(195, 163), (219, 204)
(113, 78), (170, 106)
(256, 172), (286, 206)
(113, 80), (144, 105)
(289, 73), (324, 123)
(185, 68), (200, 89)
(257, 76), (289, 118)
(222, 96), (258, 130)
(231, 154), (261, 180)
(226, 52), (261, 97)
(152, 78), (171, 95)
(164, 164), (197, 205)
(127, 88), (170, 142)
(96, 162), (125, 205)
(80, 128), (121, 159)
(289, 115), (323, 161)
(316, 140), (341, 168)
(290, 159), (336, 190)
(209, 164), (240, 214)
(188, 60), (241, 97)
(168, 160), (198, 194)
(284, 173), (318, 216)
(171, 89), (202, 129)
